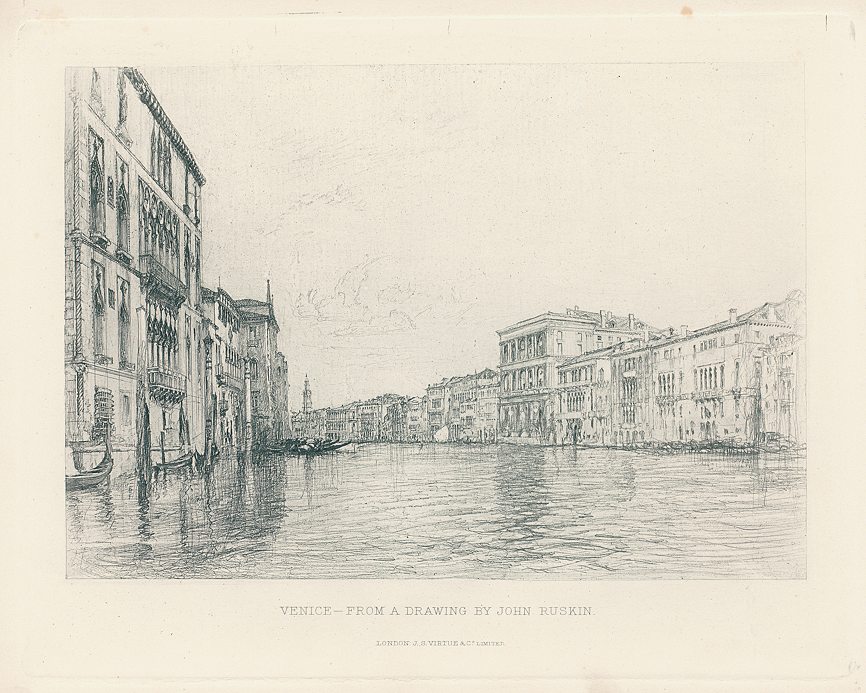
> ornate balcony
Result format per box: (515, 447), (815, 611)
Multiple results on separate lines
(692, 388), (725, 401)
(139, 254), (187, 309)
(147, 367), (187, 404)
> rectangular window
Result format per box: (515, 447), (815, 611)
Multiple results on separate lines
(194, 237), (201, 301)
(122, 393), (131, 423)
(185, 169), (194, 213)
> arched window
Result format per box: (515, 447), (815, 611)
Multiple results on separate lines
(115, 157), (130, 251)
(117, 278), (129, 366)
(88, 130), (105, 238)
(597, 367), (605, 384)
(92, 262), (106, 356)
(250, 358), (258, 380)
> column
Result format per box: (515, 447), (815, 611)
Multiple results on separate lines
(203, 333), (213, 452)
(243, 356), (253, 450)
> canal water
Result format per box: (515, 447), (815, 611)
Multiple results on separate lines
(66, 443), (806, 579)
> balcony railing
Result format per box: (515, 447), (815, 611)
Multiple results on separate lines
(148, 367), (187, 404)
(692, 388), (725, 400)
(140, 254), (187, 308)
(216, 368), (243, 390)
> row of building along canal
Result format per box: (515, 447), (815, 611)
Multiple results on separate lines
(64, 67), (806, 579)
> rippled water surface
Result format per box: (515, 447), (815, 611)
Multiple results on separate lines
(66, 444), (806, 579)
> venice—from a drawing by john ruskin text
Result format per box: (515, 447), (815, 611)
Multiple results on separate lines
(65, 64), (806, 579)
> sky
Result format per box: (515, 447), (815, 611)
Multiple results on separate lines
(143, 63), (806, 409)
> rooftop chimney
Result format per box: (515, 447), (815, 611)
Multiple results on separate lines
(728, 308), (737, 324)
(628, 313), (635, 330)
(680, 324), (688, 336)
(599, 309), (604, 324)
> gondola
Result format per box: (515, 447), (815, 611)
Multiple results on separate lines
(153, 450), (195, 472)
(296, 439), (353, 455)
(66, 439), (113, 491)
(320, 440), (353, 452)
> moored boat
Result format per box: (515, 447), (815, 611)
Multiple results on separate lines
(66, 438), (113, 491)
(153, 450), (195, 471)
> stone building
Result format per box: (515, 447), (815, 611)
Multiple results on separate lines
(607, 292), (805, 446)
(423, 370), (498, 443)
(383, 397), (409, 442)
(293, 408), (326, 440)
(357, 398), (384, 442)
(201, 286), (244, 448)
(302, 374), (313, 414)
(448, 369), (499, 443)
(406, 396), (428, 442)
(65, 67), (207, 473)
(497, 307), (652, 444)
(354, 394), (408, 442)
(236, 281), (290, 447)
(555, 347), (614, 445)
(425, 379), (450, 441)
(326, 402), (358, 441)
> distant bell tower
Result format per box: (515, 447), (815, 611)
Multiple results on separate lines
(302, 374), (313, 414)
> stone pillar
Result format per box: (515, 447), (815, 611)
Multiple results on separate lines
(203, 333), (213, 451)
(243, 356), (253, 450)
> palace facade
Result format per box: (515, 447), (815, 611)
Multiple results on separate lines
(65, 67), (207, 472)
(497, 307), (652, 444)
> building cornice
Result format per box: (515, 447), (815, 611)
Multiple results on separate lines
(123, 67), (206, 187)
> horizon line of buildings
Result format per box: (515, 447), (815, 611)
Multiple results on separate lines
(64, 67), (290, 473)
(294, 291), (805, 448)
(65, 66), (805, 468)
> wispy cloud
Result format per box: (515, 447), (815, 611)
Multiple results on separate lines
(290, 257), (474, 341)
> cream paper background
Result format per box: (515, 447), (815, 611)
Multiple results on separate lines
(1, 1), (864, 690)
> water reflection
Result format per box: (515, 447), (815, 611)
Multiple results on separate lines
(490, 446), (550, 565)
(66, 444), (806, 579)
